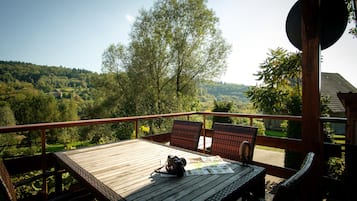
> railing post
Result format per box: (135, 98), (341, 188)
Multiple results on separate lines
(40, 129), (48, 200)
(203, 115), (206, 153)
(249, 117), (253, 126)
(55, 162), (62, 195)
(135, 120), (139, 139)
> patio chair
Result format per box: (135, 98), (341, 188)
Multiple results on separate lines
(0, 159), (93, 201)
(170, 120), (203, 151)
(250, 152), (316, 201)
(211, 123), (258, 162)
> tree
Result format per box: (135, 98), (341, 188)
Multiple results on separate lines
(0, 102), (16, 127)
(101, 0), (231, 116)
(247, 48), (304, 169)
(247, 48), (302, 115)
(247, 48), (332, 169)
(0, 102), (18, 156)
(212, 100), (233, 125)
(348, 1), (357, 37)
(99, 0), (231, 138)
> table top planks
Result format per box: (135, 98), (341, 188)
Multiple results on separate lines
(55, 139), (265, 201)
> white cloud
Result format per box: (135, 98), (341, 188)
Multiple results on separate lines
(125, 14), (135, 23)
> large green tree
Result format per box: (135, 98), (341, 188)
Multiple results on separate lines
(101, 0), (231, 116)
(99, 0), (231, 137)
(212, 100), (233, 125)
(247, 47), (331, 169)
(0, 102), (18, 157)
(247, 48), (302, 115)
(247, 48), (304, 169)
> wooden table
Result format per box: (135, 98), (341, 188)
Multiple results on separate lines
(54, 139), (266, 201)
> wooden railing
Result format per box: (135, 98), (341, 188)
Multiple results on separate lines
(0, 111), (346, 198)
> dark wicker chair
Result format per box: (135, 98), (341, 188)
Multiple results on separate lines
(170, 120), (203, 151)
(211, 123), (258, 162)
(0, 159), (93, 201)
(272, 152), (316, 201)
(251, 152), (316, 201)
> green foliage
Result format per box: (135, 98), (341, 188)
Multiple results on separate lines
(327, 157), (345, 180)
(0, 102), (16, 126)
(347, 1), (357, 37)
(13, 170), (78, 200)
(198, 80), (250, 111)
(247, 48), (302, 115)
(247, 48), (333, 169)
(140, 125), (150, 135)
(100, 0), (231, 122)
(253, 120), (266, 136)
(212, 100), (233, 124)
(0, 61), (94, 152)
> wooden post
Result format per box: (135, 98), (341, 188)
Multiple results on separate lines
(55, 162), (63, 195)
(337, 93), (357, 145)
(135, 120), (139, 139)
(338, 93), (357, 200)
(41, 129), (48, 200)
(203, 114), (206, 153)
(301, 0), (323, 200)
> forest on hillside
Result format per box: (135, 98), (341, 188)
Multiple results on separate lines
(0, 61), (254, 157)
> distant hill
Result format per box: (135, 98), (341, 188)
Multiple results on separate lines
(0, 61), (251, 106)
(199, 81), (250, 103)
(0, 61), (94, 85)
(0, 61), (97, 101)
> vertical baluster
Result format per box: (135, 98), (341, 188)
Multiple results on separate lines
(41, 129), (48, 200)
(135, 120), (139, 139)
(203, 114), (206, 153)
(55, 162), (62, 195)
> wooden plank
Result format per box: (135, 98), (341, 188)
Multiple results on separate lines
(142, 133), (171, 143)
(256, 136), (303, 152)
(252, 161), (296, 179)
(55, 152), (124, 201)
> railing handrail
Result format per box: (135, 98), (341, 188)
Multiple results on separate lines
(0, 111), (197, 133)
(197, 111), (302, 121)
(0, 112), (345, 146)
(320, 116), (347, 123)
(0, 111), (307, 134)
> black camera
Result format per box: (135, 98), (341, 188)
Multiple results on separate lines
(165, 155), (186, 177)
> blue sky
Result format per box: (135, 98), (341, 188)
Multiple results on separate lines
(1, 0), (356, 87)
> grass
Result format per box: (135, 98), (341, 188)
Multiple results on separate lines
(255, 130), (287, 152)
(265, 130), (287, 138)
(256, 145), (285, 152)
(46, 141), (92, 152)
(331, 134), (345, 145)
(46, 144), (65, 152)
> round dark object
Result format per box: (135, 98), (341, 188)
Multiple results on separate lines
(286, 0), (348, 50)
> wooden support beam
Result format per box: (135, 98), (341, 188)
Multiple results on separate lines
(301, 0), (324, 200)
(301, 0), (322, 156)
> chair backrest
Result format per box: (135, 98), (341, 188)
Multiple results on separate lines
(211, 123), (258, 162)
(170, 120), (203, 151)
(0, 160), (16, 201)
(273, 152), (316, 201)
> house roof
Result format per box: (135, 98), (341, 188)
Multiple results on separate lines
(321, 72), (357, 113)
